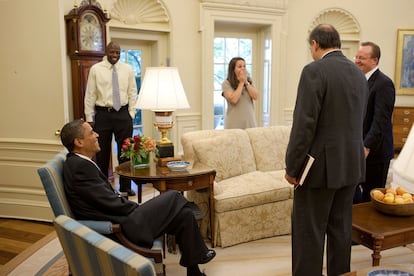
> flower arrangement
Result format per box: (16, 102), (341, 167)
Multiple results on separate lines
(121, 135), (158, 167)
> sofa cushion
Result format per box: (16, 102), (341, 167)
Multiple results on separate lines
(214, 171), (292, 212)
(245, 126), (291, 171)
(265, 170), (295, 199)
(181, 129), (246, 166)
(192, 135), (256, 182)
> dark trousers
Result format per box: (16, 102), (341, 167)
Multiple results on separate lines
(165, 205), (208, 267)
(354, 160), (391, 203)
(126, 191), (208, 267)
(94, 106), (133, 191)
(292, 184), (355, 276)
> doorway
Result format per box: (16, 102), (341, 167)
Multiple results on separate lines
(213, 23), (272, 129)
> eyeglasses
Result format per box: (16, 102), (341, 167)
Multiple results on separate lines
(354, 56), (370, 61)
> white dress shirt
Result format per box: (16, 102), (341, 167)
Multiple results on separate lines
(84, 57), (137, 122)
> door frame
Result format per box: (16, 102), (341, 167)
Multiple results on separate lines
(200, 3), (287, 128)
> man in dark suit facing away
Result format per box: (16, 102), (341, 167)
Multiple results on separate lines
(353, 41), (396, 203)
(285, 24), (369, 276)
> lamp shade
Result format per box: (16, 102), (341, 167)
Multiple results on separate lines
(135, 67), (190, 111)
(392, 123), (414, 193)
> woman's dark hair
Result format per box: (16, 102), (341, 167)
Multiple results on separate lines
(226, 57), (252, 90)
(308, 24), (341, 49)
(60, 119), (85, 152)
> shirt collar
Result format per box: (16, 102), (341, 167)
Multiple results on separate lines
(102, 56), (116, 68)
(74, 153), (93, 162)
(321, 49), (341, 59)
(365, 66), (379, 80)
(74, 153), (101, 170)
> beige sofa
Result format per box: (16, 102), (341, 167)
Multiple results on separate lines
(181, 126), (293, 247)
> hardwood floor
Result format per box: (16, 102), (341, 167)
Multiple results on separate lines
(1, 184), (414, 275)
(0, 218), (54, 268)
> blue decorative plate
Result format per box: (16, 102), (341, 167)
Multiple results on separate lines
(368, 269), (414, 276)
(166, 161), (190, 172)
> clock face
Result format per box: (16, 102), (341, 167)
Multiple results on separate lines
(80, 13), (103, 51)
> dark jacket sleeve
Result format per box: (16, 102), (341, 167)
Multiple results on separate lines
(363, 70), (395, 159)
(285, 62), (322, 177)
(63, 153), (137, 220)
(286, 52), (368, 189)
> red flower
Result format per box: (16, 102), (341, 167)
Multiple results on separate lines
(133, 135), (142, 144)
(120, 134), (159, 162)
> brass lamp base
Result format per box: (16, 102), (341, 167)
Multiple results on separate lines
(154, 111), (173, 144)
(156, 128), (172, 144)
(154, 111), (174, 157)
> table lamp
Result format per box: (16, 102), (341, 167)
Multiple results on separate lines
(392, 123), (414, 193)
(135, 67), (190, 158)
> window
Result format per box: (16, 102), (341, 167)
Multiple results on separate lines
(262, 38), (272, 127)
(120, 49), (143, 136)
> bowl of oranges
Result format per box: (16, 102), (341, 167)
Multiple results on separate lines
(370, 186), (414, 216)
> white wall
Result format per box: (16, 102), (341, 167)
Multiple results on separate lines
(0, 0), (67, 220)
(285, 0), (414, 108)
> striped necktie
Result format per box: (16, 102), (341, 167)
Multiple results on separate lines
(112, 65), (121, 111)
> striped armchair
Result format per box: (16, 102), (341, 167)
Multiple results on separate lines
(54, 215), (156, 276)
(38, 150), (165, 275)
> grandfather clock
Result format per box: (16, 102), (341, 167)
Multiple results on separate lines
(65, 0), (110, 119)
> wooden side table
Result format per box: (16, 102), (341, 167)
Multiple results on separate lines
(115, 161), (216, 247)
(352, 202), (414, 266)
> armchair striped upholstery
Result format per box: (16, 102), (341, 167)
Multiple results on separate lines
(38, 150), (165, 275)
(54, 215), (156, 276)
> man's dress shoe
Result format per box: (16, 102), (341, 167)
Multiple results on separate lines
(127, 189), (136, 196)
(119, 189), (135, 196)
(199, 249), (216, 264)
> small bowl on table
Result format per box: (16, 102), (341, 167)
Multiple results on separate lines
(166, 161), (190, 172)
(370, 188), (414, 216)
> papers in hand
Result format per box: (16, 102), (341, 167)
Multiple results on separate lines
(297, 154), (315, 186)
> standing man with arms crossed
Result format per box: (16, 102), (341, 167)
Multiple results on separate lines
(84, 41), (137, 196)
(353, 41), (396, 203)
(285, 24), (369, 276)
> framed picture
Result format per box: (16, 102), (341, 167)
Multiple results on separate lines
(395, 29), (414, 95)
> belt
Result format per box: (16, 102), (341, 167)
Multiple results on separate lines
(95, 105), (128, 112)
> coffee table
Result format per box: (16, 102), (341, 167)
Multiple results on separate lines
(115, 161), (216, 247)
(352, 202), (414, 266)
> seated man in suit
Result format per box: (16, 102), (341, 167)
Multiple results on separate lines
(60, 119), (215, 276)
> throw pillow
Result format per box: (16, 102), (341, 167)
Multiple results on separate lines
(192, 135), (243, 182)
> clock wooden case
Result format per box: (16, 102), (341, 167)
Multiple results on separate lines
(65, 2), (110, 119)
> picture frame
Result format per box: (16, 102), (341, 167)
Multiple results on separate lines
(395, 29), (414, 95)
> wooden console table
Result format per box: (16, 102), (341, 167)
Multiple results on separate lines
(352, 202), (414, 266)
(393, 106), (414, 152)
(115, 161), (216, 247)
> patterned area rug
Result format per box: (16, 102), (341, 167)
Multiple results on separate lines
(0, 186), (158, 276)
(1, 230), (414, 276)
(0, 231), (68, 276)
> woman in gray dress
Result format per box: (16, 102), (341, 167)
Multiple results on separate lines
(222, 57), (258, 129)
